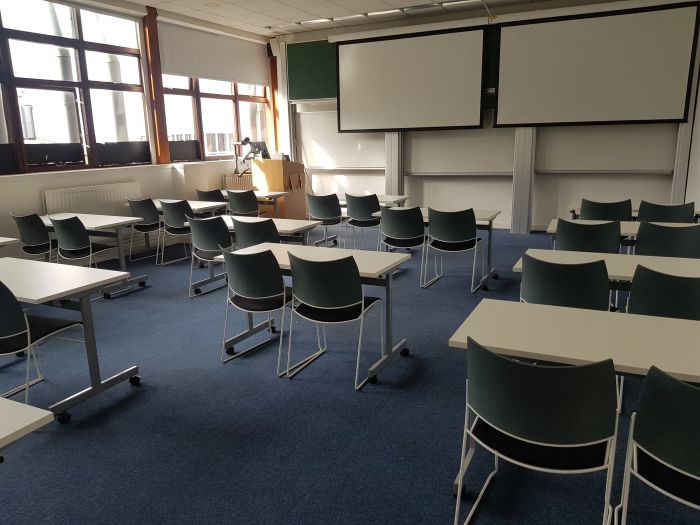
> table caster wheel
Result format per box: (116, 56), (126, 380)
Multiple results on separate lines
(57, 412), (71, 424)
(226, 347), (235, 356)
(493, 273), (499, 279)
(481, 284), (490, 291)
(269, 325), (277, 334)
(103, 292), (112, 299)
(400, 348), (410, 357)
(194, 288), (202, 295)
(15, 351), (25, 358)
(139, 281), (146, 288)
(333, 239), (338, 245)
(0, 456), (4, 464)
(129, 375), (141, 386)
(369, 376), (378, 384)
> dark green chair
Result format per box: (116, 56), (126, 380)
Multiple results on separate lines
(196, 189), (227, 203)
(635, 221), (700, 258)
(454, 338), (618, 525)
(555, 219), (621, 254)
(50, 216), (114, 267)
(127, 198), (162, 262)
(380, 207), (426, 284)
(159, 200), (193, 265)
(220, 249), (291, 369)
(423, 208), (484, 293)
(0, 280), (83, 403)
(521, 253), (610, 311)
(638, 201), (695, 223)
(286, 253), (382, 390)
(615, 366), (700, 524)
(344, 194), (381, 250)
(628, 265), (700, 321)
(11, 212), (57, 261)
(307, 193), (343, 246)
(187, 216), (234, 298)
(226, 190), (262, 217)
(580, 198), (633, 221)
(233, 218), (280, 249)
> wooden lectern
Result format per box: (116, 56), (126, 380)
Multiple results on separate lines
(251, 160), (307, 219)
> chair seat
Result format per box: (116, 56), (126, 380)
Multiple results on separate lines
(383, 235), (425, 248)
(22, 240), (58, 255)
(193, 248), (225, 262)
(429, 238), (479, 252)
(348, 217), (381, 228)
(164, 225), (191, 236)
(637, 448), (700, 506)
(134, 222), (161, 233)
(472, 418), (608, 471)
(295, 296), (380, 323)
(232, 287), (293, 312)
(0, 315), (82, 355)
(315, 217), (342, 226)
(59, 243), (113, 260)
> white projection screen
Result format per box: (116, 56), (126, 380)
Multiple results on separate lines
(338, 30), (484, 131)
(497, 5), (699, 126)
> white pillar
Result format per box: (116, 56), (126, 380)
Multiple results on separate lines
(385, 132), (403, 195)
(511, 127), (536, 233)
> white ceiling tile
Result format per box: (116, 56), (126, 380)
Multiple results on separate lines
(295, 2), (357, 18)
(381, 0), (431, 8)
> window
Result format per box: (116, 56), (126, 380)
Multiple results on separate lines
(85, 52), (141, 84)
(164, 95), (196, 141)
(80, 10), (139, 49)
(238, 101), (267, 143)
(0, 0), (76, 38)
(201, 98), (236, 156)
(238, 84), (266, 97)
(163, 74), (189, 90)
(199, 78), (232, 95)
(10, 40), (79, 81)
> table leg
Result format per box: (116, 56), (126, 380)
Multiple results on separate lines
(49, 294), (140, 417)
(476, 221), (498, 289)
(102, 227), (149, 299)
(222, 312), (277, 363)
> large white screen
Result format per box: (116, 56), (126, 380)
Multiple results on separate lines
(497, 6), (698, 125)
(338, 30), (483, 131)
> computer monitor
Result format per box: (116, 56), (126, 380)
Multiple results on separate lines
(249, 141), (270, 159)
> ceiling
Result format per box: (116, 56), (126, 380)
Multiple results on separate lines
(130, 0), (562, 37)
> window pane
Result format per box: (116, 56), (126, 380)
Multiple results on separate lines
(90, 89), (147, 142)
(10, 40), (79, 81)
(164, 95), (196, 141)
(201, 98), (235, 156)
(199, 78), (232, 95)
(80, 9), (139, 49)
(0, 91), (9, 143)
(17, 88), (81, 143)
(238, 101), (267, 143)
(85, 51), (140, 84)
(238, 84), (266, 97)
(0, 0), (76, 38)
(163, 74), (190, 90)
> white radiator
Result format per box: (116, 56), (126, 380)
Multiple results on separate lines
(222, 173), (253, 191)
(43, 182), (142, 215)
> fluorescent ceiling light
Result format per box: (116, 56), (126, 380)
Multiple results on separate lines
(301, 18), (332, 25)
(334, 14), (367, 22)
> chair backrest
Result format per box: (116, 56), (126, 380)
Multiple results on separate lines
(188, 216), (232, 252)
(222, 249), (284, 299)
(127, 198), (160, 226)
(427, 208), (476, 243)
(638, 200), (695, 223)
(628, 265), (700, 321)
(635, 221), (700, 258)
(0, 280), (28, 350)
(289, 253), (362, 309)
(226, 190), (259, 215)
(521, 253), (610, 311)
(307, 193), (341, 221)
(555, 219), (620, 254)
(467, 337), (617, 445)
(380, 207), (425, 240)
(196, 189), (227, 203)
(161, 200), (194, 229)
(233, 218), (279, 249)
(50, 216), (90, 251)
(11, 213), (50, 247)
(345, 194), (380, 221)
(634, 366), (700, 479)
(580, 198), (632, 221)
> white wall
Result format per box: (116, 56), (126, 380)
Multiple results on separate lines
(309, 170), (385, 197)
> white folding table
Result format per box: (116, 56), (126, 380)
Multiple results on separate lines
(220, 190), (288, 217)
(153, 199), (227, 215)
(0, 258), (141, 421)
(0, 397), (53, 457)
(340, 194), (409, 208)
(546, 218), (693, 237)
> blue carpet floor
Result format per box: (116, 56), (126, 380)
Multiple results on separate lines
(0, 229), (696, 524)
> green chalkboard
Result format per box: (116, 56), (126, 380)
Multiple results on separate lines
(287, 41), (337, 100)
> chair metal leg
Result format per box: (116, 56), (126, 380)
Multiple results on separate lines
(285, 306), (327, 379)
(275, 303), (287, 376)
(355, 313), (367, 390)
(614, 415), (636, 525)
(3, 345), (45, 402)
(422, 247), (444, 288)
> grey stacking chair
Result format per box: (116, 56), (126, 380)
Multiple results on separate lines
(50, 216), (113, 267)
(422, 208), (485, 293)
(637, 200), (695, 223)
(227, 190), (263, 217)
(379, 207), (427, 283)
(454, 338), (618, 525)
(634, 222), (700, 258)
(196, 189), (227, 202)
(233, 218), (279, 249)
(0, 280), (83, 403)
(187, 216), (234, 298)
(580, 198), (633, 221)
(307, 193), (343, 246)
(555, 219), (621, 254)
(127, 198), (162, 262)
(159, 200), (193, 265)
(220, 249), (291, 369)
(344, 194), (381, 250)
(628, 265), (700, 321)
(615, 366), (700, 524)
(286, 253), (383, 390)
(520, 253), (610, 311)
(11, 212), (57, 261)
